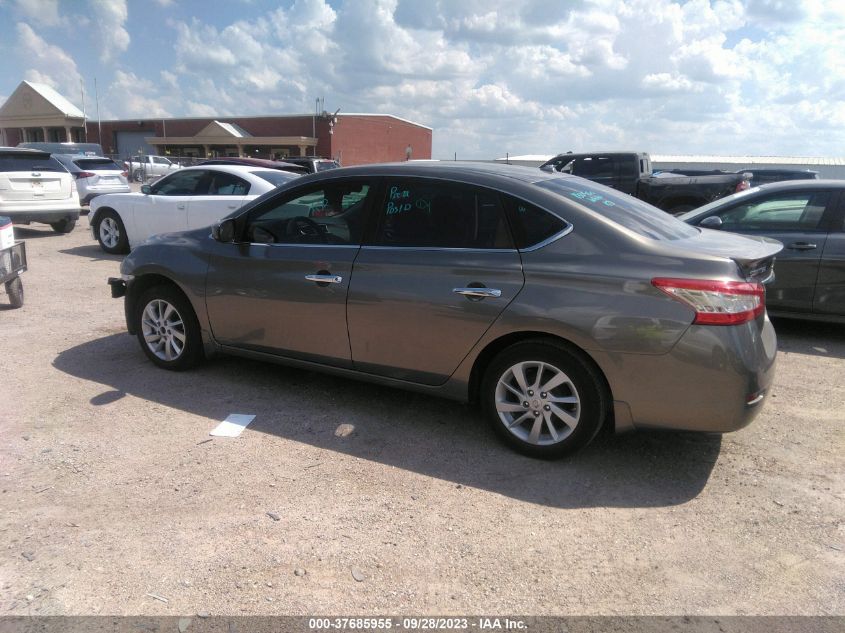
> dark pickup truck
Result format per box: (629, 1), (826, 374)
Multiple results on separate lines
(539, 152), (749, 214)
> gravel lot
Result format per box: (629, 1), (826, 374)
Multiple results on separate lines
(1, 215), (843, 616)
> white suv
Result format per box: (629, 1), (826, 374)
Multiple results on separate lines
(0, 147), (80, 233)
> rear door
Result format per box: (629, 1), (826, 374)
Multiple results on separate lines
(346, 178), (524, 385)
(692, 189), (837, 313)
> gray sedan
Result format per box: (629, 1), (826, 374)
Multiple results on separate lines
(680, 180), (845, 322)
(109, 162), (781, 458)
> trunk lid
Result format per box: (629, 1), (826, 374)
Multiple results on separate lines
(675, 227), (783, 283)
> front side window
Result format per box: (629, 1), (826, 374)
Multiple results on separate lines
(713, 192), (831, 231)
(150, 170), (207, 196)
(152, 156), (172, 165)
(575, 156), (615, 179)
(373, 180), (513, 249)
(244, 181), (372, 245)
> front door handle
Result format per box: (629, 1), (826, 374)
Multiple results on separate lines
(453, 287), (502, 298)
(305, 274), (343, 284)
(176, 203), (186, 210)
(787, 242), (817, 251)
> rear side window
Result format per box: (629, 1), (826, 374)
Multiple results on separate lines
(373, 180), (513, 249)
(74, 158), (122, 170)
(251, 170), (298, 187)
(502, 197), (568, 249)
(538, 178), (698, 240)
(0, 155), (65, 173)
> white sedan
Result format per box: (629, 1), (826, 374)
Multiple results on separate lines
(89, 164), (298, 253)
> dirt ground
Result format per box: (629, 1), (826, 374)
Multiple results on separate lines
(1, 216), (843, 617)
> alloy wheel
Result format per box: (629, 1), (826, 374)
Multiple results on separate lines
(141, 299), (186, 362)
(99, 217), (120, 249)
(494, 361), (580, 445)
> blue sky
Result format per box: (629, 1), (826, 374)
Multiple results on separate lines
(1, 0), (844, 159)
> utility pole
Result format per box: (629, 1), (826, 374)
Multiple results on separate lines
(80, 79), (86, 141)
(94, 77), (102, 148)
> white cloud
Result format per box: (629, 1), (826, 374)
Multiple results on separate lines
(12, 0), (63, 27)
(15, 22), (83, 99)
(87, 0), (129, 61)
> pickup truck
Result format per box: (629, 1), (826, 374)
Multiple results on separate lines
(539, 152), (749, 214)
(124, 155), (182, 182)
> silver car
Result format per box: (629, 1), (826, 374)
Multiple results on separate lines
(109, 163), (781, 458)
(53, 154), (130, 205)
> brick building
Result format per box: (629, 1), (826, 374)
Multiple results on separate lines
(0, 80), (432, 166)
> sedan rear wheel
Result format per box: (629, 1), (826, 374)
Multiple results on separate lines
(482, 341), (607, 458)
(135, 285), (203, 370)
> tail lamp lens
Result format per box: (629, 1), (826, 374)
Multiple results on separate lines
(652, 278), (765, 325)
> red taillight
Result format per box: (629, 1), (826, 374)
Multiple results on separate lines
(652, 278), (765, 325)
(76, 171), (96, 179)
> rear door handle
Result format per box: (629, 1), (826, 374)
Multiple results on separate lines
(787, 242), (817, 250)
(453, 287), (502, 298)
(305, 274), (343, 284)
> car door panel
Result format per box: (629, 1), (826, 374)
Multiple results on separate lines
(205, 242), (358, 366)
(813, 196), (845, 316)
(347, 248), (524, 384)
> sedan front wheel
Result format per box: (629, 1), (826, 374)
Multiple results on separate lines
(135, 285), (203, 370)
(482, 340), (608, 458)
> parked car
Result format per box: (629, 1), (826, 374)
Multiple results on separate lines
(108, 162), (781, 458)
(279, 156), (341, 173)
(0, 147), (80, 233)
(199, 157), (308, 175)
(53, 154), (130, 205)
(89, 164), (297, 253)
(680, 180), (845, 322)
(539, 152), (749, 214)
(19, 141), (105, 156)
(125, 155), (182, 182)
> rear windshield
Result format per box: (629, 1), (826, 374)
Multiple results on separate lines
(537, 178), (698, 240)
(0, 155), (66, 173)
(251, 170), (299, 187)
(315, 161), (340, 172)
(74, 158), (122, 170)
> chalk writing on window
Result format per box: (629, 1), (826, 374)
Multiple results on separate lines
(569, 190), (616, 207)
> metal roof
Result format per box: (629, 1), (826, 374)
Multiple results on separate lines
(22, 81), (85, 118)
(652, 154), (845, 166)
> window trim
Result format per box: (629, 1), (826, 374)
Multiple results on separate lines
(501, 191), (573, 251)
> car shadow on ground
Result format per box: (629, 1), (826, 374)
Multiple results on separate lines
(58, 244), (123, 262)
(54, 334), (723, 509)
(773, 317), (845, 360)
(10, 226), (73, 240)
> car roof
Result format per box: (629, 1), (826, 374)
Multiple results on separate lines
(181, 163), (285, 176)
(0, 146), (51, 157)
(298, 161), (563, 185)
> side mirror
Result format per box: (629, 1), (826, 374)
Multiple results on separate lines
(140, 184), (152, 195)
(699, 216), (723, 229)
(212, 218), (236, 242)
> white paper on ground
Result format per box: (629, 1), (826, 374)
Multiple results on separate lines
(210, 414), (256, 437)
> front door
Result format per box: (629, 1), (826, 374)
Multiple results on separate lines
(346, 178), (525, 385)
(133, 169), (208, 242)
(204, 179), (375, 367)
(186, 169), (250, 229)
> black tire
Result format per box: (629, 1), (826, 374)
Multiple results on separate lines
(481, 340), (608, 458)
(5, 276), (23, 308)
(133, 169), (144, 183)
(134, 285), (203, 370)
(95, 209), (130, 254)
(50, 218), (76, 233)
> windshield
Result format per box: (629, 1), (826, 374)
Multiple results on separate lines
(252, 170), (299, 187)
(537, 177), (698, 240)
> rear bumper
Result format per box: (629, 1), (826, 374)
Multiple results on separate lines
(594, 314), (777, 433)
(4, 207), (81, 224)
